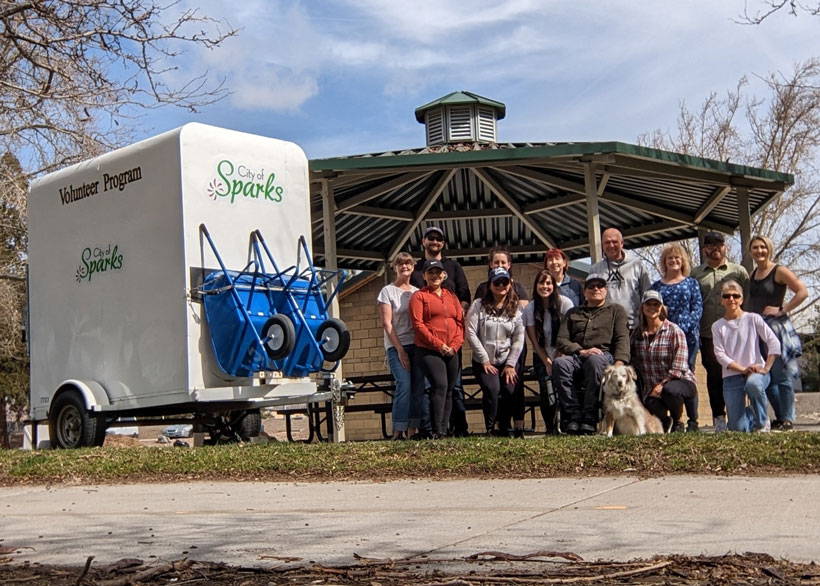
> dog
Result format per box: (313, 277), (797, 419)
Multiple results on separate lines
(600, 364), (664, 437)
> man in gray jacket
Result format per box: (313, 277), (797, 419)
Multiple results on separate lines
(553, 273), (630, 435)
(590, 228), (651, 329)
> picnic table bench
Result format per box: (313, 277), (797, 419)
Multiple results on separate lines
(280, 367), (544, 441)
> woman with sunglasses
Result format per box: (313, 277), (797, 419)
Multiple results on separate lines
(377, 252), (419, 440)
(711, 280), (781, 432)
(409, 259), (464, 438)
(465, 267), (525, 437)
(523, 270), (573, 434)
(746, 235), (808, 432)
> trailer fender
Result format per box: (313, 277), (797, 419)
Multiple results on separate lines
(50, 380), (111, 414)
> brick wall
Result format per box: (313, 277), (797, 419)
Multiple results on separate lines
(337, 261), (714, 440)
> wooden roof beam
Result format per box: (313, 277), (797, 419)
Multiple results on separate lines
(344, 205), (415, 221)
(314, 247), (386, 263)
(694, 185), (732, 224)
(427, 207), (513, 220)
(523, 193), (586, 214)
(387, 169), (457, 260)
(599, 191), (734, 233)
(334, 172), (432, 213)
(472, 167), (556, 248)
(560, 220), (690, 251)
(503, 165), (586, 194)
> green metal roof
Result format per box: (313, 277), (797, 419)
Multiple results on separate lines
(310, 141), (792, 185)
(414, 91), (507, 123)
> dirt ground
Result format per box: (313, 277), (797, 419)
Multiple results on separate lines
(2, 552), (818, 585)
(103, 412), (312, 448)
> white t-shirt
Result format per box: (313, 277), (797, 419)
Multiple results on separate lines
(377, 283), (418, 349)
(522, 295), (574, 358)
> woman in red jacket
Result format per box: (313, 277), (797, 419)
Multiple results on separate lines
(409, 259), (464, 438)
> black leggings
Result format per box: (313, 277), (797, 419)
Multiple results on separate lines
(644, 379), (696, 424)
(417, 347), (459, 436)
(474, 361), (523, 432)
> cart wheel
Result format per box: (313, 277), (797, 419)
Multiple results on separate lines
(262, 314), (296, 360)
(49, 390), (106, 449)
(316, 318), (351, 362)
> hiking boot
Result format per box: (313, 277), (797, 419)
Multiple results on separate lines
(770, 419), (784, 430)
(686, 420), (699, 433)
(578, 423), (597, 435)
(713, 416), (728, 433)
(779, 420), (794, 432)
(564, 421), (580, 435)
(671, 420), (686, 433)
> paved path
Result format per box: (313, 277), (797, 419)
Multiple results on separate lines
(3, 475), (819, 567)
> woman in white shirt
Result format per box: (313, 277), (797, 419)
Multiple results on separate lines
(711, 280), (781, 432)
(523, 269), (573, 434)
(377, 252), (419, 440)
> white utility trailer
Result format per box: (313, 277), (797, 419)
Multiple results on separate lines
(27, 123), (349, 448)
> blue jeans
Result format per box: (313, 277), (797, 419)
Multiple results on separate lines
(723, 373), (770, 432)
(387, 345), (413, 433)
(767, 357), (797, 423)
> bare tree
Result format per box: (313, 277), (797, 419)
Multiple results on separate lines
(0, 0), (236, 445)
(737, 0), (820, 24)
(0, 153), (27, 447)
(639, 59), (820, 323)
(1, 0), (237, 177)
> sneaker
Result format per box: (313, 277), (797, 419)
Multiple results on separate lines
(409, 431), (433, 440)
(713, 416), (728, 433)
(780, 420), (794, 432)
(671, 421), (685, 433)
(770, 419), (784, 430)
(565, 421), (580, 435)
(686, 420), (699, 433)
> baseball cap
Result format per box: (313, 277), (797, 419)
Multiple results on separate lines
(422, 259), (445, 272)
(423, 226), (445, 239)
(488, 267), (511, 283)
(703, 231), (725, 245)
(584, 272), (607, 287)
(641, 290), (663, 304)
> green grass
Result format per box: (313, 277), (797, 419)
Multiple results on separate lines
(1, 432), (819, 485)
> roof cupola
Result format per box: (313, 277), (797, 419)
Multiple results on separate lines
(414, 91), (506, 146)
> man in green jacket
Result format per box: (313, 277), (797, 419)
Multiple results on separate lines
(553, 273), (630, 435)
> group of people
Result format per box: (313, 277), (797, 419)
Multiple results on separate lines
(377, 225), (807, 439)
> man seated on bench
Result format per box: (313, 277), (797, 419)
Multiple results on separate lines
(552, 273), (630, 435)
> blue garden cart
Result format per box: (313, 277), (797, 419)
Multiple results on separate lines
(198, 224), (350, 379)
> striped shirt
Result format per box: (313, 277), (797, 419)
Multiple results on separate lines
(631, 320), (695, 391)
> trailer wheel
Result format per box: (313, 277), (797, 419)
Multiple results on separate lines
(262, 314), (296, 360)
(49, 391), (105, 449)
(316, 318), (350, 362)
(237, 409), (262, 440)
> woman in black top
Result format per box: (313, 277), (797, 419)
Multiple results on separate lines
(746, 235), (808, 431)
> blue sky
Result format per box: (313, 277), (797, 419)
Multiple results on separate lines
(137, 0), (819, 159)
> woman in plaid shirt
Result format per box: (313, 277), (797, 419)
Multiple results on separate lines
(631, 290), (697, 433)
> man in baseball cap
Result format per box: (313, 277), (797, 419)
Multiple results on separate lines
(552, 271), (630, 435)
(410, 225), (471, 437)
(691, 231), (749, 433)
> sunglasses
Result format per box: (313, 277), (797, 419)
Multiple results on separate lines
(585, 283), (606, 290)
(491, 279), (510, 287)
(425, 235), (444, 242)
(722, 293), (742, 299)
